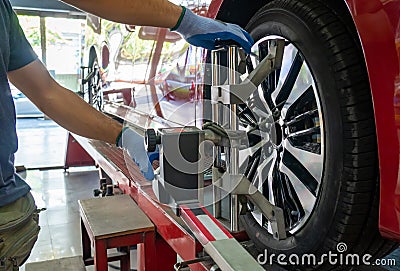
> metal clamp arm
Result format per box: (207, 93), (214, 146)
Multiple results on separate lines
(232, 39), (285, 102)
(215, 174), (287, 240)
(211, 39), (285, 104)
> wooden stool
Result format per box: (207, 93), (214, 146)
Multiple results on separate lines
(79, 195), (156, 271)
(25, 256), (86, 271)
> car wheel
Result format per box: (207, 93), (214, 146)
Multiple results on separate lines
(239, 0), (397, 268)
(85, 57), (103, 111)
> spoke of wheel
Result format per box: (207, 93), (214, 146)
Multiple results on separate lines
(246, 55), (254, 74)
(279, 162), (317, 217)
(254, 154), (277, 228)
(238, 104), (257, 127)
(273, 43), (297, 92)
(241, 139), (273, 178)
(287, 126), (320, 139)
(257, 40), (280, 110)
(282, 175), (305, 224)
(279, 175), (303, 227)
(266, 154), (277, 204)
(245, 148), (261, 182)
(281, 148), (319, 196)
(245, 149), (273, 227)
(274, 52), (304, 109)
(241, 137), (271, 157)
(283, 139), (323, 183)
(255, 152), (274, 190)
(281, 67), (314, 119)
(285, 108), (318, 126)
(271, 163), (286, 214)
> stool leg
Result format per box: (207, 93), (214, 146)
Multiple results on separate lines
(81, 219), (91, 263)
(120, 246), (130, 271)
(154, 236), (176, 271)
(94, 240), (108, 271)
(137, 243), (146, 271)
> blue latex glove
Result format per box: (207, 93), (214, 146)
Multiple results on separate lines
(117, 128), (157, 181)
(172, 7), (254, 53)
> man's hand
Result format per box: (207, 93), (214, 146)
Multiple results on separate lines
(172, 7), (254, 53)
(118, 128), (156, 181)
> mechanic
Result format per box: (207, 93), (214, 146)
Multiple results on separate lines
(0, 0), (253, 269)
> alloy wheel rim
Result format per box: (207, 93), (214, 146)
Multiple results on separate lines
(241, 36), (325, 234)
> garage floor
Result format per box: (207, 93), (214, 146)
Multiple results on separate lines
(15, 118), (399, 271)
(16, 119), (137, 271)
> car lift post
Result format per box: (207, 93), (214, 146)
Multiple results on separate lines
(211, 45), (243, 232)
(228, 46), (240, 232)
(211, 48), (222, 220)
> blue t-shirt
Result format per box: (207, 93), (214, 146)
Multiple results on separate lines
(0, 0), (38, 206)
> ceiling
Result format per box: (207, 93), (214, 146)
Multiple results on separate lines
(10, 0), (85, 18)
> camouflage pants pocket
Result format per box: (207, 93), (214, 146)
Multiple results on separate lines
(0, 193), (40, 271)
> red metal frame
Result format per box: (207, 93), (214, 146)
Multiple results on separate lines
(64, 133), (95, 168)
(180, 205), (234, 246)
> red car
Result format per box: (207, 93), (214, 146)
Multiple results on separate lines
(82, 0), (400, 268)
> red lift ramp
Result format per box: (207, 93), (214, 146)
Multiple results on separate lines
(180, 204), (265, 271)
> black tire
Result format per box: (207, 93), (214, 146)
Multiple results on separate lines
(240, 0), (397, 268)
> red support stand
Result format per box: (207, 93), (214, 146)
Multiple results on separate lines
(64, 133), (95, 169)
(138, 234), (176, 271)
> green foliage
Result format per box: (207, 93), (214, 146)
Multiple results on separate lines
(17, 15), (67, 47)
(18, 15), (40, 47)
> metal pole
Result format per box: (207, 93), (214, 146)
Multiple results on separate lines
(228, 46), (240, 232)
(211, 50), (222, 218)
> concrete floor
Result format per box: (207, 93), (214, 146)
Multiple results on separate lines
(14, 118), (399, 270)
(20, 168), (97, 270)
(16, 118), (137, 270)
(15, 118), (67, 169)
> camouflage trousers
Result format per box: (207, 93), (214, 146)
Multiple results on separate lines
(0, 193), (40, 271)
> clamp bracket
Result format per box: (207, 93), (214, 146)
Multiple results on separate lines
(214, 174), (287, 240)
(211, 39), (285, 105)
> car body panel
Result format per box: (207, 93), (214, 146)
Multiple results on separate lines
(343, 0), (400, 240)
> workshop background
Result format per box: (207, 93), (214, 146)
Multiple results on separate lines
(6, 0), (400, 270)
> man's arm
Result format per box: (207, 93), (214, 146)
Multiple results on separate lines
(7, 59), (122, 145)
(61, 0), (182, 28)
(62, 0), (254, 53)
